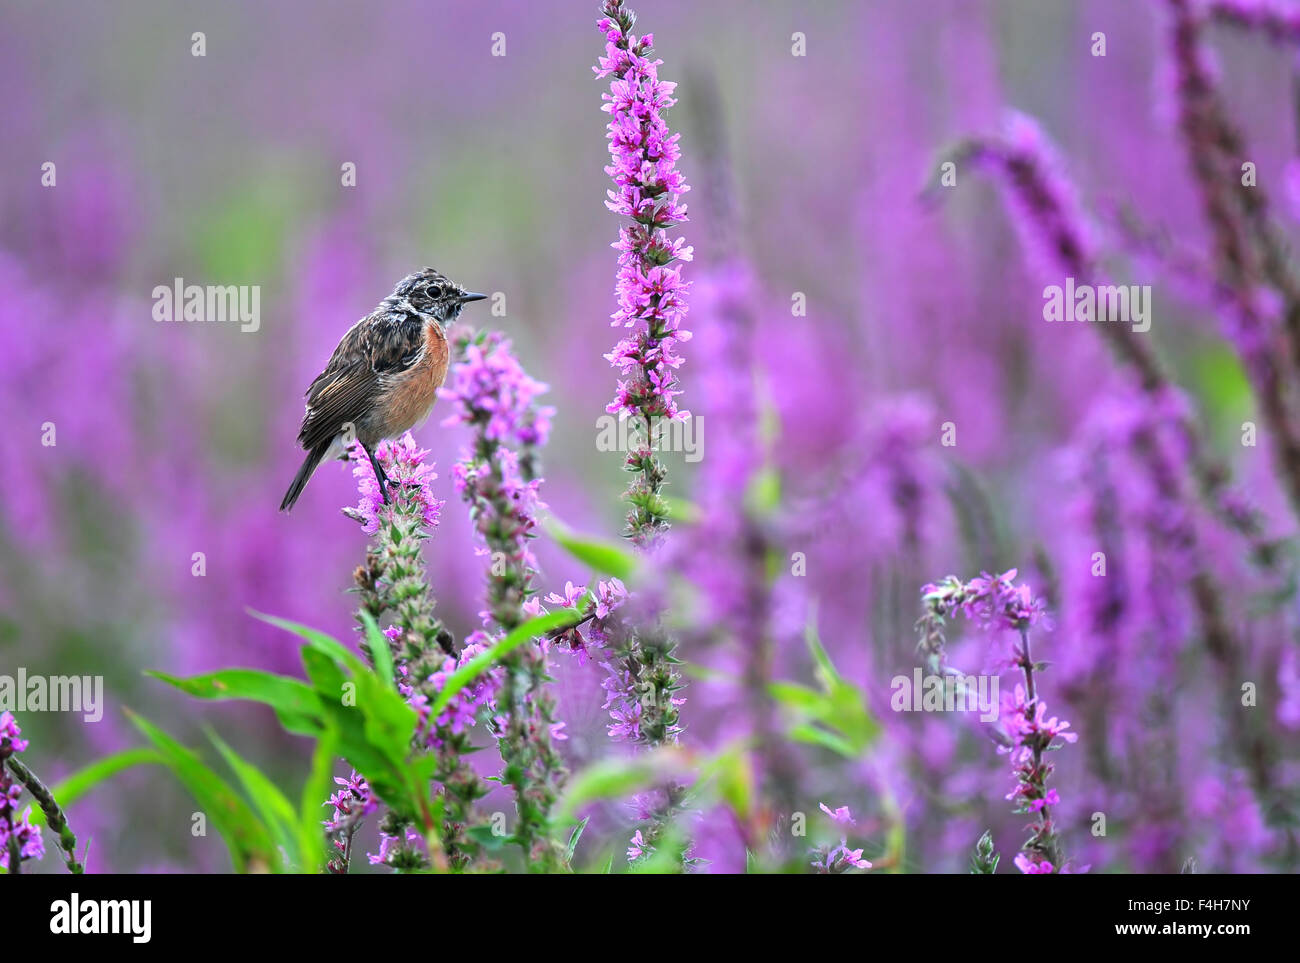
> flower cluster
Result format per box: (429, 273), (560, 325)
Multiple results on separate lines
(407, 633), (504, 746)
(918, 573), (1076, 874)
(443, 332), (551, 626)
(596, 0), (693, 426)
(528, 577), (630, 667)
(920, 568), (1048, 635)
(944, 110), (1098, 281)
(369, 822), (425, 871)
(0, 712), (44, 871)
(444, 329), (567, 870)
(809, 803), (871, 874)
(348, 432), (443, 536)
(585, 4), (694, 870)
(343, 434), (487, 872)
(439, 331), (554, 455)
(596, 0), (693, 552)
(1000, 682), (1077, 874)
(323, 770), (378, 874)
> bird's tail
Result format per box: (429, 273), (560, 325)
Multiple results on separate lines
(279, 440), (331, 512)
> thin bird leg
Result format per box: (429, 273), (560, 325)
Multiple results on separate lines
(362, 443), (391, 505)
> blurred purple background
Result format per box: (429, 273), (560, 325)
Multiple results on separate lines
(2, 0), (1298, 872)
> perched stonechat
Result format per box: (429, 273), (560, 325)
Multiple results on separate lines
(280, 267), (486, 511)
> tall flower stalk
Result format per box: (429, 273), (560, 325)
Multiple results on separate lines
(596, 0), (694, 550)
(441, 330), (566, 871)
(341, 433), (488, 871)
(594, 0), (697, 866)
(941, 106), (1289, 821)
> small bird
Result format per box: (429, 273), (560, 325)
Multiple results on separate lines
(280, 267), (486, 512)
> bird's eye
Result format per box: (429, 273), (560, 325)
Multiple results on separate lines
(427, 285), (444, 299)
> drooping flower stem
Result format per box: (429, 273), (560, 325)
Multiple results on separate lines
(943, 115), (1280, 562)
(1164, 0), (1300, 520)
(0, 713), (45, 872)
(4, 756), (79, 873)
(919, 572), (1076, 874)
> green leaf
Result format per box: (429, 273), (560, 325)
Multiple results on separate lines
(779, 613), (880, 757)
(298, 647), (415, 814)
(299, 731), (339, 874)
(27, 749), (163, 828)
(565, 816), (591, 865)
(147, 668), (323, 736)
(767, 681), (827, 713)
(254, 609), (417, 782)
(707, 748), (755, 823)
(248, 608), (371, 679)
(660, 495), (703, 524)
(427, 608), (586, 721)
(124, 710), (276, 873)
(543, 519), (638, 580)
(358, 610), (396, 690)
(466, 824), (515, 852)
(805, 615), (844, 687)
(207, 731), (300, 871)
(787, 722), (859, 758)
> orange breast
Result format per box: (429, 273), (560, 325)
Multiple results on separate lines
(379, 321), (449, 438)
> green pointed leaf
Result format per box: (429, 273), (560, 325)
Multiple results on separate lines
(565, 816), (591, 864)
(124, 710), (275, 873)
(299, 648), (414, 814)
(147, 668), (323, 736)
(249, 609), (370, 679)
(787, 722), (858, 758)
(544, 519), (638, 580)
(428, 608), (587, 721)
(358, 610), (395, 690)
(556, 748), (690, 823)
(299, 732), (339, 874)
(207, 731), (299, 871)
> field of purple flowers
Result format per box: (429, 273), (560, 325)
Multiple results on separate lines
(3, 0), (1300, 875)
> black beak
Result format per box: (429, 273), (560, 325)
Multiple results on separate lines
(457, 292), (488, 303)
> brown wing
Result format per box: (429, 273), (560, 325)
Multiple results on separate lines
(296, 311), (426, 450)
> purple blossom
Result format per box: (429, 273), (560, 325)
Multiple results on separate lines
(819, 803), (856, 827)
(596, 0), (694, 550)
(810, 805), (872, 873)
(0, 713), (43, 871)
(921, 569), (1049, 633)
(408, 633), (504, 747)
(440, 332), (555, 452)
(627, 829), (651, 861)
(536, 577), (630, 666)
(347, 432), (444, 535)
(0, 712), (29, 757)
(444, 328), (568, 870)
(1014, 853), (1054, 875)
(919, 573), (1074, 874)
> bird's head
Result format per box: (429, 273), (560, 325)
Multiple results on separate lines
(393, 267), (487, 324)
